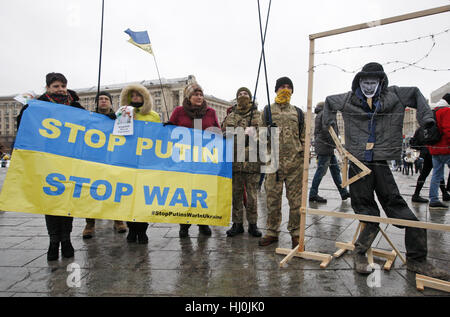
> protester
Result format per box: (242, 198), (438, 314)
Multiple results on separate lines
(221, 87), (262, 237)
(16, 72), (84, 261)
(410, 127), (449, 203)
(323, 62), (449, 280)
(258, 77), (305, 249)
(168, 82), (220, 238)
(119, 84), (161, 244)
(82, 91), (128, 239)
(309, 101), (350, 203)
(428, 93), (450, 210)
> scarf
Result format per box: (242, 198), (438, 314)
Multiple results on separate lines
(182, 98), (207, 119)
(236, 96), (252, 115)
(45, 93), (73, 105)
(275, 88), (292, 104)
(130, 101), (144, 108)
(355, 87), (381, 161)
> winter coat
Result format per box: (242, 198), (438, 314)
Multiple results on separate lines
(427, 100), (450, 156)
(169, 106), (220, 130)
(16, 89), (84, 129)
(323, 85), (434, 162)
(313, 103), (335, 156)
(221, 104), (262, 173)
(119, 84), (160, 123)
(97, 109), (117, 120)
(261, 102), (305, 174)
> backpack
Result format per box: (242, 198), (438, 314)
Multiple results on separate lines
(264, 105), (304, 137)
(410, 109), (441, 147)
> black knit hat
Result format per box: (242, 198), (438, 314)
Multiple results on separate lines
(275, 77), (293, 93)
(351, 62), (388, 92)
(46, 72), (67, 87)
(236, 87), (252, 100)
(442, 93), (450, 105)
(96, 91), (113, 104)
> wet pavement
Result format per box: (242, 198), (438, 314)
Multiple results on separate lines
(0, 163), (449, 297)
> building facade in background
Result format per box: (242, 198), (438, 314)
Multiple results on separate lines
(0, 75), (232, 153)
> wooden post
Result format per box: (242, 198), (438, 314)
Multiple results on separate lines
(310, 5), (450, 40)
(298, 38), (316, 252)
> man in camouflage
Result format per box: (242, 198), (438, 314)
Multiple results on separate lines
(222, 87), (262, 237)
(259, 77), (305, 248)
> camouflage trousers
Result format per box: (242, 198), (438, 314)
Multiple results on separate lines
(232, 172), (260, 224)
(264, 166), (303, 238)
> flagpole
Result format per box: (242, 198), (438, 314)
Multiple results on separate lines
(96, 0), (105, 109)
(152, 52), (169, 121)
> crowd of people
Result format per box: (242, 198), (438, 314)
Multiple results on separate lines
(12, 64), (449, 281)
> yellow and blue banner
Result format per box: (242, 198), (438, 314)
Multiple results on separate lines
(124, 28), (153, 55)
(0, 100), (232, 226)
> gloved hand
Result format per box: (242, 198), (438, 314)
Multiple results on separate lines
(424, 120), (436, 129)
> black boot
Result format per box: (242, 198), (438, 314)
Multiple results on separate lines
(226, 223), (244, 237)
(47, 234), (60, 261)
(248, 223), (262, 237)
(137, 223), (149, 244)
(412, 195), (428, 203)
(126, 222), (138, 243)
(137, 231), (148, 244)
(199, 225), (212, 236)
(179, 224), (191, 238)
(60, 234), (74, 258)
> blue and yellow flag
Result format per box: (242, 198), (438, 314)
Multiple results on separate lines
(0, 100), (232, 226)
(124, 28), (153, 55)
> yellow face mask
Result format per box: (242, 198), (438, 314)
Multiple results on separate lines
(275, 88), (292, 104)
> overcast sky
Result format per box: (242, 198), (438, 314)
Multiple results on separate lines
(0, 0), (449, 109)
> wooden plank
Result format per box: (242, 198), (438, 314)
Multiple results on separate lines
(298, 38), (316, 253)
(310, 5), (450, 39)
(416, 274), (450, 293)
(276, 249), (333, 268)
(379, 227), (406, 264)
(328, 127), (371, 187)
(302, 207), (450, 232)
(279, 245), (299, 268)
(335, 242), (354, 251)
(333, 248), (347, 258)
(372, 249), (397, 271)
(372, 249), (396, 261)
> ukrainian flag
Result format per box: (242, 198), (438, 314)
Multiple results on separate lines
(124, 28), (153, 55)
(0, 100), (233, 226)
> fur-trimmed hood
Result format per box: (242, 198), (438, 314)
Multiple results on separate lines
(119, 84), (153, 115)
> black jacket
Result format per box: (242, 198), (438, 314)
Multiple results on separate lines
(314, 104), (335, 156)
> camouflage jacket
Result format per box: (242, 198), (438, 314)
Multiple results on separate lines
(221, 104), (262, 173)
(261, 102), (305, 174)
